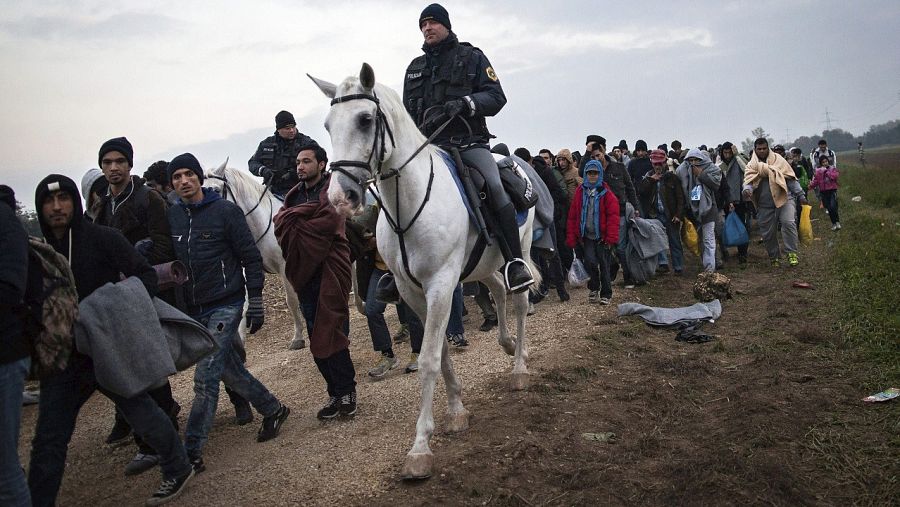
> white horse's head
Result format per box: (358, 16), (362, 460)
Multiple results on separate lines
(309, 63), (404, 217)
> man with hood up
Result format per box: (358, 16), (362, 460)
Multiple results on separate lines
(676, 148), (723, 272)
(28, 174), (194, 507)
(742, 138), (806, 266)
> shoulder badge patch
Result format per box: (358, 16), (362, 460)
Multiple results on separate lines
(485, 66), (498, 82)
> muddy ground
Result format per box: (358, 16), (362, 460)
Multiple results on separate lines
(18, 213), (898, 506)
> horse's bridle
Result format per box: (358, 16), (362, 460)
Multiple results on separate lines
(327, 91), (453, 288)
(206, 173), (274, 245)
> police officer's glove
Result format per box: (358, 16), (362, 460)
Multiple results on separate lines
(421, 111), (449, 137)
(260, 166), (273, 184)
(443, 99), (469, 119)
(246, 296), (265, 334)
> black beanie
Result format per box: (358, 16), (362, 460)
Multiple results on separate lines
(0, 184), (15, 209)
(167, 153), (204, 184)
(635, 139), (648, 152)
(98, 137), (134, 168)
(490, 143), (510, 157)
(275, 110), (296, 129)
(420, 3), (451, 30)
(586, 135), (606, 148)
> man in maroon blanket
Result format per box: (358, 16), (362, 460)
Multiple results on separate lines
(273, 143), (357, 420)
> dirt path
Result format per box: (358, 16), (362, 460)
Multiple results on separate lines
(18, 216), (897, 506)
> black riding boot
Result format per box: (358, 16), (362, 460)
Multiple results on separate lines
(496, 203), (535, 293)
(374, 272), (401, 305)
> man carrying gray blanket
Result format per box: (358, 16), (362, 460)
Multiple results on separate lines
(29, 174), (194, 507)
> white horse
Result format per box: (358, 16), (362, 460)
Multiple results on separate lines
(310, 63), (538, 480)
(204, 162), (307, 350)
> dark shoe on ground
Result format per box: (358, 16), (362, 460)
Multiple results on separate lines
(447, 333), (469, 347)
(674, 270), (683, 276)
(738, 254), (748, 265)
(479, 317), (498, 332)
(22, 390), (39, 406)
(338, 392), (357, 418)
(257, 404), (290, 442)
(588, 290), (599, 304)
(187, 451), (205, 474)
(557, 287), (570, 302)
(105, 419), (132, 445)
(317, 396), (341, 420)
(599, 297), (611, 305)
(234, 399), (253, 426)
(656, 265), (670, 274)
(124, 453), (159, 476)
(392, 324), (410, 343)
(145, 469), (194, 506)
(404, 353), (419, 373)
(374, 273), (400, 304)
(368, 355), (399, 378)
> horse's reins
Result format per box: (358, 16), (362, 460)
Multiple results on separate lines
(206, 174), (274, 245)
(328, 91), (454, 287)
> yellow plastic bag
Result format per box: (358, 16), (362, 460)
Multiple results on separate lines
(799, 204), (814, 245)
(681, 220), (700, 256)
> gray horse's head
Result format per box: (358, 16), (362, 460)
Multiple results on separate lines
(309, 63), (394, 217)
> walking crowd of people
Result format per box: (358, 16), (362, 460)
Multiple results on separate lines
(1, 4), (843, 506)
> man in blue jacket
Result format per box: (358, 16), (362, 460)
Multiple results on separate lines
(166, 153), (289, 472)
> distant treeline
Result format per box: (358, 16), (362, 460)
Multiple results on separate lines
(787, 119), (900, 154)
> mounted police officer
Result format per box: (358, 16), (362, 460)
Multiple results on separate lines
(401, 3), (533, 292)
(248, 110), (316, 200)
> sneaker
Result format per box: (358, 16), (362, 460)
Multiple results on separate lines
(599, 297), (611, 305)
(124, 453), (159, 476)
(479, 317), (498, 332)
(105, 418), (132, 445)
(831, 223), (838, 231)
(404, 353), (419, 373)
(392, 324), (410, 343)
(624, 281), (636, 289)
(836, 222), (842, 230)
(588, 290), (598, 303)
(317, 396), (341, 420)
(771, 258), (781, 267)
(21, 390), (39, 406)
(233, 399), (253, 426)
(145, 469), (194, 506)
(787, 252), (799, 267)
(527, 301), (536, 316)
(187, 452), (205, 474)
(257, 404), (290, 442)
(368, 355), (399, 378)
(656, 265), (670, 274)
(338, 392), (357, 418)
(557, 287), (570, 302)
(674, 270), (684, 276)
(447, 333), (469, 347)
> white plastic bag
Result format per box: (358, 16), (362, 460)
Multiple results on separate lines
(567, 258), (590, 287)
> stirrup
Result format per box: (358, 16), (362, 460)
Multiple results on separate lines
(374, 273), (401, 305)
(503, 258), (534, 294)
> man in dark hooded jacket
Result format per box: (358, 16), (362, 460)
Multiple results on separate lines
(28, 174), (194, 507)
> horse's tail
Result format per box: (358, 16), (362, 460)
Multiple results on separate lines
(527, 256), (542, 296)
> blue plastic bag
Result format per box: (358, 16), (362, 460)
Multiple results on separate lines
(722, 211), (749, 247)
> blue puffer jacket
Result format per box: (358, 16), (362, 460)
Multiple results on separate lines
(167, 189), (264, 316)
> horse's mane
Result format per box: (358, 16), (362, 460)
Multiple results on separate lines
(207, 164), (267, 208)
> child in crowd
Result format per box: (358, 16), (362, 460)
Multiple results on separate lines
(810, 155), (841, 230)
(565, 160), (620, 304)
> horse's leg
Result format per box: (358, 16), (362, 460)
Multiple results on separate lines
(509, 290), (530, 391)
(400, 287), (453, 480)
(482, 274), (515, 356)
(283, 281), (307, 350)
(441, 334), (469, 432)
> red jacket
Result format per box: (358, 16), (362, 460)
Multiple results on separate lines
(566, 183), (620, 248)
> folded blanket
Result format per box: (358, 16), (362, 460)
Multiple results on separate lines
(617, 299), (722, 327)
(743, 151), (795, 208)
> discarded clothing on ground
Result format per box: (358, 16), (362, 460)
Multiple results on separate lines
(674, 321), (716, 343)
(617, 299), (722, 327)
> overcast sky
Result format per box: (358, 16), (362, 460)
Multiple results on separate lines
(2, 0), (898, 208)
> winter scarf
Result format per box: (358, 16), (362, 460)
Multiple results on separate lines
(580, 160), (607, 238)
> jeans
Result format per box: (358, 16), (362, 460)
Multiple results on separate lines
(365, 268), (392, 352)
(184, 303), (280, 455)
(616, 215), (632, 282)
(758, 200), (798, 258)
(397, 303), (424, 354)
(0, 357), (30, 507)
(699, 221), (717, 272)
(446, 284), (464, 335)
(582, 238), (613, 298)
(29, 354), (190, 507)
(473, 282), (497, 321)
(654, 212), (684, 272)
(820, 190), (840, 224)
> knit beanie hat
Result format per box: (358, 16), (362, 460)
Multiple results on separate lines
(635, 140), (648, 152)
(275, 110), (296, 129)
(167, 153), (204, 184)
(420, 3), (451, 29)
(617, 140), (628, 151)
(98, 137), (134, 168)
(80, 168), (106, 201)
(650, 150), (667, 165)
(491, 143), (510, 157)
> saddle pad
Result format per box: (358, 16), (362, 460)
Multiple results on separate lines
(438, 151), (527, 227)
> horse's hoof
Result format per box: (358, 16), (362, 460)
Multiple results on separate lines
(509, 372), (530, 391)
(445, 409), (470, 433)
(500, 338), (516, 356)
(400, 452), (434, 480)
(288, 338), (307, 350)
